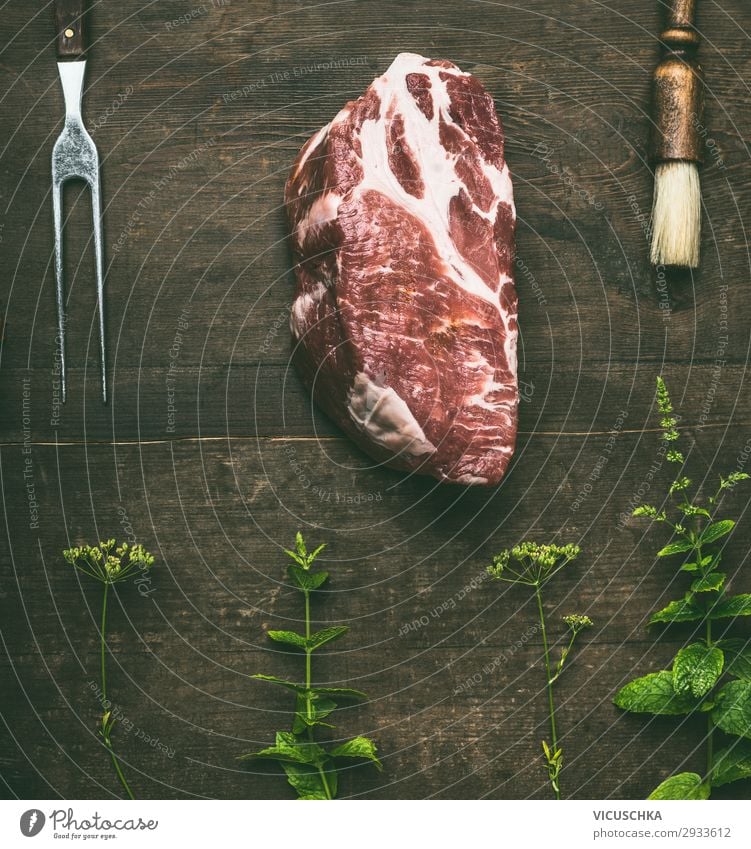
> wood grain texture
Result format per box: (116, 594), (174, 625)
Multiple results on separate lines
(1, 0), (751, 800)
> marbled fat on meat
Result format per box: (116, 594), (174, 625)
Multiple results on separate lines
(285, 53), (518, 485)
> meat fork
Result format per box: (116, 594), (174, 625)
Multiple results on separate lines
(52, 0), (106, 403)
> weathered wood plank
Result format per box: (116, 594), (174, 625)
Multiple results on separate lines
(2, 435), (750, 798)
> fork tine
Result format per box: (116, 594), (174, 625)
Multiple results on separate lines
(52, 177), (67, 404)
(89, 176), (107, 404)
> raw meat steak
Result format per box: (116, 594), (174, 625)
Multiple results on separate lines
(285, 53), (517, 485)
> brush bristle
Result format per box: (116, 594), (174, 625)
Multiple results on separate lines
(650, 161), (701, 269)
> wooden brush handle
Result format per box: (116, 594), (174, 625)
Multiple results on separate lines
(662, 0), (699, 50)
(668, 0), (697, 29)
(651, 0), (704, 164)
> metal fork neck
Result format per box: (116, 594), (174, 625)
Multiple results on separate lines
(57, 60), (86, 121)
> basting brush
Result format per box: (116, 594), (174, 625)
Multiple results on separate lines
(650, 0), (705, 269)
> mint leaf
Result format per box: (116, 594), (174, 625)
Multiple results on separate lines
(682, 554), (720, 574)
(710, 594), (751, 619)
(690, 573), (726, 593)
(284, 550), (307, 568)
(712, 739), (751, 787)
(712, 680), (751, 739)
(274, 731), (327, 766)
(251, 674), (303, 692)
(720, 639), (751, 681)
(649, 597), (704, 625)
(308, 626), (349, 651)
(295, 532), (307, 558)
(284, 764), (326, 799)
(700, 519), (735, 545)
(672, 643), (724, 698)
(292, 693), (337, 734)
(239, 731), (327, 766)
(657, 540), (695, 557)
(330, 736), (383, 771)
(648, 772), (709, 800)
(288, 564), (329, 591)
(282, 761), (335, 799)
(310, 686), (368, 700)
(267, 630), (308, 650)
(614, 671), (698, 715)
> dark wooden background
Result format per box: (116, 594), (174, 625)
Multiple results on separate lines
(1, 0), (751, 800)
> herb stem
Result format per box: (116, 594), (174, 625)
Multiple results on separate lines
(552, 632), (577, 683)
(535, 582), (560, 800)
(99, 582), (135, 800)
(108, 748), (135, 800)
(302, 587), (332, 799)
(304, 590), (312, 721)
(705, 614), (714, 783)
(316, 760), (333, 800)
(100, 582), (109, 703)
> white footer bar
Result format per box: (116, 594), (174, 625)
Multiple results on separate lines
(3, 800), (749, 849)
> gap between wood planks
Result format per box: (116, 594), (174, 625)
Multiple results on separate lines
(0, 421), (740, 448)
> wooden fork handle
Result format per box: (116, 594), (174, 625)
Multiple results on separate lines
(55, 0), (87, 60)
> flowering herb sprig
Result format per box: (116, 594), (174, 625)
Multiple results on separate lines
(488, 542), (592, 799)
(239, 533), (382, 799)
(63, 540), (155, 800)
(614, 377), (751, 799)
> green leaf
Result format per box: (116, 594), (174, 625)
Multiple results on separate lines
(719, 639), (751, 681)
(282, 761), (336, 799)
(329, 736), (383, 771)
(672, 643), (724, 698)
(308, 626), (349, 651)
(238, 731), (328, 766)
(288, 564), (329, 591)
(251, 674), (303, 693)
(712, 680), (751, 739)
(649, 597), (704, 625)
(710, 594), (751, 619)
(295, 532), (307, 557)
(309, 543), (327, 561)
(292, 693), (337, 734)
(700, 519), (735, 544)
(267, 630), (308, 650)
(614, 671), (699, 715)
(712, 739), (751, 787)
(284, 550), (307, 568)
(691, 573), (726, 593)
(310, 686), (368, 700)
(266, 626), (349, 652)
(648, 773), (710, 800)
(657, 539), (695, 557)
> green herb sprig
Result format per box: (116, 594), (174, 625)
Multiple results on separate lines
(614, 377), (751, 799)
(239, 533), (382, 799)
(488, 542), (592, 799)
(63, 539), (155, 800)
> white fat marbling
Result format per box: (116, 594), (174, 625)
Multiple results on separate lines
(290, 283), (328, 338)
(347, 372), (436, 459)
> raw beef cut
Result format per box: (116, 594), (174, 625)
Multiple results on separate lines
(285, 53), (517, 485)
